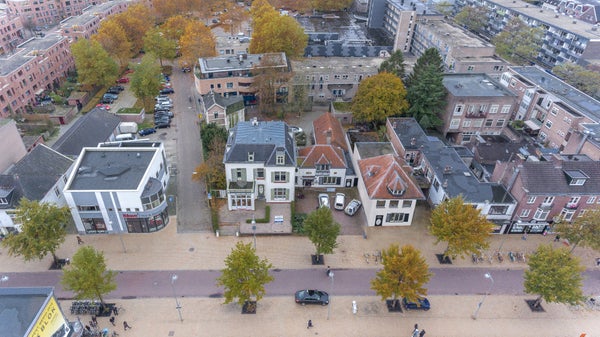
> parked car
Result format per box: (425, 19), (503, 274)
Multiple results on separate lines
(138, 128), (156, 136)
(344, 199), (362, 216)
(290, 126), (303, 134)
(155, 95), (170, 101)
(106, 87), (121, 95)
(181, 66), (191, 73)
(155, 101), (173, 110)
(154, 121), (171, 129)
(101, 97), (114, 104)
(156, 97), (172, 104)
(111, 85), (125, 91)
(402, 297), (430, 311)
(154, 117), (170, 125)
(318, 193), (330, 208)
(95, 104), (111, 110)
(116, 77), (129, 83)
(103, 93), (118, 100)
(155, 110), (173, 118)
(334, 193), (345, 210)
(295, 289), (329, 305)
(160, 87), (175, 95)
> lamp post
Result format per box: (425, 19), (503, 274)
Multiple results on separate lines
(251, 215), (256, 250)
(110, 221), (127, 253)
(327, 271), (334, 320)
(472, 272), (494, 320)
(170, 274), (183, 322)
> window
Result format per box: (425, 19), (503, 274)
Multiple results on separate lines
(520, 209), (531, 217)
(255, 168), (265, 179)
(276, 151), (285, 165)
(542, 196), (554, 205)
(560, 208), (576, 221)
(248, 152), (254, 162)
(402, 200), (412, 208)
(226, 82), (233, 88)
(533, 208), (550, 220)
(501, 105), (511, 114)
(214, 112), (219, 119)
(551, 107), (559, 116)
(386, 213), (409, 222)
(0, 197), (7, 205)
(463, 120), (471, 128)
(489, 105), (498, 114)
(545, 120), (553, 129)
(587, 196), (596, 204)
(54, 186), (60, 197)
(273, 171), (288, 183)
(319, 176), (341, 185)
(485, 119), (493, 127)
(489, 205), (508, 215)
(77, 205), (100, 211)
(389, 200), (399, 208)
(496, 119), (505, 127)
(376, 200), (386, 208)
(272, 188), (287, 200)
(453, 105), (464, 116)
(450, 119), (460, 129)
(479, 104), (487, 113)
(527, 196), (536, 204)
(473, 120), (483, 127)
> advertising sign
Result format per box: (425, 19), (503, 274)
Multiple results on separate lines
(28, 297), (69, 337)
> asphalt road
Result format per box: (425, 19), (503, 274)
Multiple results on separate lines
(5, 268), (600, 300)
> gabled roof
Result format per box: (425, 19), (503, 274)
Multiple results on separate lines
(358, 154), (425, 200)
(202, 92), (244, 111)
(298, 145), (346, 168)
(313, 112), (348, 151)
(224, 121), (296, 166)
(4, 144), (73, 201)
(519, 159), (600, 194)
(52, 108), (121, 157)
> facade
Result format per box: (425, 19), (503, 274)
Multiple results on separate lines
(296, 112), (356, 188)
(199, 91), (245, 130)
(541, 0), (600, 24)
(499, 66), (600, 158)
(223, 120), (296, 211)
(351, 142), (425, 227)
(59, 0), (131, 42)
(290, 57), (382, 103)
(194, 52), (289, 104)
(387, 117), (517, 233)
(0, 33), (74, 117)
(5, 0), (107, 28)
(0, 9), (25, 56)
(64, 142), (170, 234)
(492, 153), (600, 234)
(454, 0), (600, 68)
(441, 73), (518, 144)
(367, 0), (422, 52)
(0, 119), (27, 173)
(0, 144), (73, 235)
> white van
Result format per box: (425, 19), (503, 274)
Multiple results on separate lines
(334, 193), (345, 210)
(116, 133), (135, 141)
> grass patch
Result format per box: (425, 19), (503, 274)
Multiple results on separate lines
(292, 213), (307, 235)
(117, 107), (142, 114)
(211, 206), (219, 232)
(332, 101), (352, 111)
(246, 206), (270, 223)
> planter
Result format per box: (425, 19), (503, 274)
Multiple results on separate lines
(242, 301), (257, 314)
(311, 254), (324, 265)
(525, 299), (545, 312)
(435, 254), (452, 265)
(386, 299), (403, 312)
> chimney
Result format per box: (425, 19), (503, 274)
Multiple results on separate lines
(326, 128), (332, 145)
(410, 137), (417, 146)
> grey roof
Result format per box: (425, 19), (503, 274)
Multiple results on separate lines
(354, 142), (396, 159)
(305, 44), (392, 57)
(0, 287), (54, 337)
(4, 144), (73, 200)
(443, 73), (517, 97)
(0, 175), (21, 209)
(198, 53), (287, 73)
(389, 118), (514, 203)
(224, 121), (296, 166)
(520, 158), (600, 194)
(202, 92), (244, 110)
(67, 147), (157, 191)
(52, 108), (121, 157)
(511, 66), (600, 122)
(0, 33), (67, 76)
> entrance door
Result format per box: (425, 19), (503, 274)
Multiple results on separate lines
(257, 184), (265, 199)
(375, 215), (383, 226)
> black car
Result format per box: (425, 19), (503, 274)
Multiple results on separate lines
(106, 88), (120, 94)
(101, 97), (114, 104)
(154, 121), (171, 129)
(111, 85), (125, 92)
(402, 297), (430, 311)
(294, 289), (329, 306)
(138, 128), (156, 136)
(155, 110), (173, 117)
(160, 87), (175, 95)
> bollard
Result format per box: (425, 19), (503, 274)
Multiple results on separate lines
(215, 230), (220, 237)
(352, 300), (357, 314)
(235, 231), (239, 237)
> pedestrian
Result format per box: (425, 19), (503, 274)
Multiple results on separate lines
(91, 316), (97, 325)
(419, 329), (426, 337)
(76, 236), (84, 245)
(85, 325), (91, 332)
(326, 266), (331, 277)
(113, 306), (119, 316)
(412, 323), (419, 337)
(554, 235), (560, 242)
(123, 321), (132, 331)
(109, 316), (115, 326)
(596, 258), (600, 267)
(307, 319), (313, 329)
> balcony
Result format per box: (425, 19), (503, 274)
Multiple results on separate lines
(565, 202), (578, 209)
(465, 111), (486, 118)
(539, 203), (553, 210)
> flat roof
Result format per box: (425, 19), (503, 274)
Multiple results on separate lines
(198, 52), (287, 73)
(443, 73), (516, 97)
(354, 142), (396, 159)
(0, 33), (66, 76)
(418, 20), (494, 49)
(67, 147), (158, 191)
(0, 287), (54, 337)
(292, 57), (384, 73)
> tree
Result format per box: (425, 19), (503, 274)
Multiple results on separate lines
(144, 27), (177, 66)
(92, 19), (133, 67)
(429, 195), (494, 259)
(303, 207), (341, 263)
(70, 39), (119, 88)
(311, 0), (354, 11)
(200, 122), (228, 158)
(371, 244), (432, 309)
(250, 54), (294, 114)
(220, 3), (250, 36)
(193, 136), (226, 190)
(492, 17), (543, 66)
(61, 246), (117, 304)
(1, 199), (70, 265)
(179, 21), (216, 67)
(216, 242), (274, 309)
(524, 244), (585, 308)
(379, 50), (406, 79)
(434, 1), (454, 17)
(553, 207), (600, 253)
(552, 63), (600, 100)
(130, 54), (162, 111)
(249, 3), (307, 58)
(351, 72), (409, 129)
(112, 4), (154, 54)
(162, 15), (192, 41)
(406, 48), (447, 129)
(454, 6), (488, 33)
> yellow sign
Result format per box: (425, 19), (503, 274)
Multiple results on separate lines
(28, 297), (68, 337)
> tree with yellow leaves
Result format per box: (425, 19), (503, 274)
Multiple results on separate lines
(92, 19), (132, 67)
(179, 21), (216, 67)
(351, 72), (409, 129)
(162, 15), (192, 41)
(112, 4), (154, 54)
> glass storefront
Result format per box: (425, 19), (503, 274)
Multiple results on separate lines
(125, 208), (169, 233)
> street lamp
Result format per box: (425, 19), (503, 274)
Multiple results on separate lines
(170, 274), (183, 322)
(251, 215), (256, 250)
(110, 221), (127, 253)
(327, 271), (334, 320)
(472, 272), (494, 320)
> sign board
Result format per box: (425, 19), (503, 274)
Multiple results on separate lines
(28, 297), (69, 337)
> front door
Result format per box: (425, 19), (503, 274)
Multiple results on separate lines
(257, 184), (265, 199)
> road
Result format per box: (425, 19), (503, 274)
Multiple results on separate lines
(4, 268), (600, 300)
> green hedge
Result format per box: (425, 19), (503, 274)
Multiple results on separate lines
(211, 206), (219, 232)
(246, 206), (270, 223)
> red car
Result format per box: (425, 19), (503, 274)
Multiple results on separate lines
(95, 104), (111, 110)
(116, 77), (130, 83)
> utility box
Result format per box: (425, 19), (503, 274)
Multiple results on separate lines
(118, 122), (138, 134)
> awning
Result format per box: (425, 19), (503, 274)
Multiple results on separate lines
(524, 120), (540, 131)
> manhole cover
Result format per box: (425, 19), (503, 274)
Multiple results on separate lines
(168, 331), (174, 336)
(189, 247), (195, 252)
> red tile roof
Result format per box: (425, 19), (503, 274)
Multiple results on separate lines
(358, 154), (425, 200)
(312, 112), (348, 151)
(298, 145), (346, 168)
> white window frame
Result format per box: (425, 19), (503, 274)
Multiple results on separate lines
(520, 209), (531, 217)
(453, 105), (464, 116)
(489, 105), (499, 114)
(527, 196), (536, 204)
(501, 105), (511, 114)
(588, 196), (597, 204)
(449, 119), (460, 129)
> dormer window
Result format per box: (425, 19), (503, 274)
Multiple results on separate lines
(564, 169), (588, 186)
(387, 174), (407, 197)
(248, 152), (254, 162)
(276, 151), (285, 165)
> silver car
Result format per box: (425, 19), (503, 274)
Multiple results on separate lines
(318, 193), (330, 208)
(344, 199), (362, 216)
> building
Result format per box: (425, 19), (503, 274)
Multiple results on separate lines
(59, 0), (131, 42)
(194, 52), (289, 104)
(199, 91), (245, 130)
(367, 0), (423, 52)
(454, 0), (600, 68)
(0, 33), (74, 117)
(0, 8), (25, 56)
(351, 142), (425, 227)
(0, 119), (27, 173)
(63, 142), (170, 234)
(296, 112), (357, 188)
(498, 66), (600, 158)
(441, 73), (518, 144)
(0, 144), (73, 235)
(223, 120), (296, 211)
(387, 117), (517, 233)
(492, 153), (600, 233)
(0, 287), (75, 337)
(290, 57), (382, 103)
(540, 0), (600, 25)
(5, 0), (107, 28)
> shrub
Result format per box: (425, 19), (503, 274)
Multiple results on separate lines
(292, 213), (307, 234)
(246, 206), (270, 223)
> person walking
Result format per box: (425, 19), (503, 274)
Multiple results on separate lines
(307, 319), (313, 329)
(123, 321), (132, 331)
(113, 306), (119, 316)
(76, 236), (84, 245)
(419, 329), (426, 337)
(326, 266), (331, 277)
(109, 316), (115, 326)
(412, 323), (419, 337)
